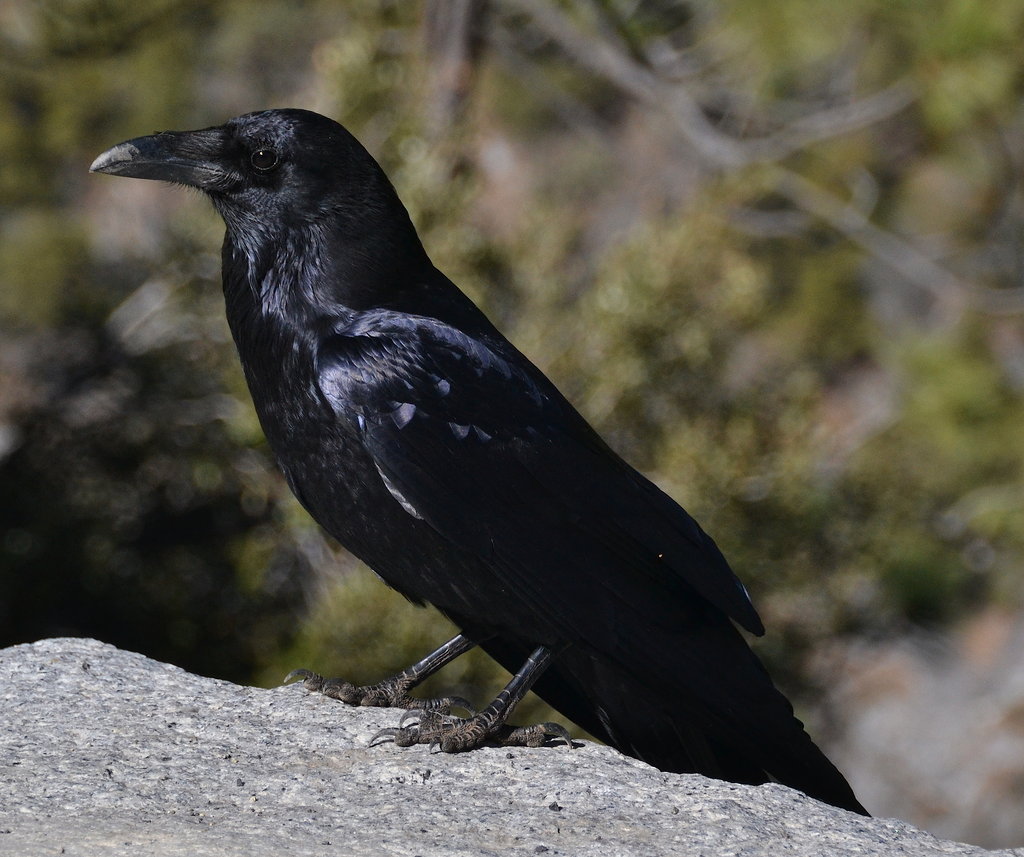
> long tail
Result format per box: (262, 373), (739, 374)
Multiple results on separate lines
(480, 630), (868, 816)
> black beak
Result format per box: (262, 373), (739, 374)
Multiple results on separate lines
(90, 127), (232, 191)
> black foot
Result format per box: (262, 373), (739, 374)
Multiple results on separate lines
(371, 708), (573, 753)
(284, 668), (474, 714)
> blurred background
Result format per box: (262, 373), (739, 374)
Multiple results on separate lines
(1, 0), (1023, 846)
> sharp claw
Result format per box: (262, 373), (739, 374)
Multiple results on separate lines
(399, 709), (423, 728)
(369, 727), (400, 746)
(281, 669), (474, 715)
(367, 707), (572, 754)
(448, 696), (476, 715)
(545, 722), (573, 748)
(285, 668), (568, 754)
(283, 668), (317, 686)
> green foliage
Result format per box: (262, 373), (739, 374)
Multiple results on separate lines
(2, 0), (1023, 705)
(0, 209), (90, 326)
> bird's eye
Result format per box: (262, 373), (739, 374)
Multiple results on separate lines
(250, 148), (280, 172)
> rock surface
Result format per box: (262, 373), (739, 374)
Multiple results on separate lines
(0, 637), (1019, 857)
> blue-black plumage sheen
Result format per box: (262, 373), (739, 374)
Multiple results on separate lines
(91, 109), (866, 814)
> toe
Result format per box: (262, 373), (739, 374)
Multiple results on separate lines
(283, 667), (317, 686)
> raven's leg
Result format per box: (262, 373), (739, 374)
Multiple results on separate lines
(284, 633), (476, 713)
(372, 645), (572, 752)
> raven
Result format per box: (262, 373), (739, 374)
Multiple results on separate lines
(91, 109), (867, 815)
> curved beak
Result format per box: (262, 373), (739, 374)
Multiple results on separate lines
(90, 127), (232, 191)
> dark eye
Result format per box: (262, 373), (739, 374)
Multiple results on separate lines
(250, 148), (280, 172)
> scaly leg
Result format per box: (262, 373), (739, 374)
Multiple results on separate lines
(285, 633), (476, 713)
(372, 645), (572, 751)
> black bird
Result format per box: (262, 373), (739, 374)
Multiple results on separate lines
(91, 109), (867, 815)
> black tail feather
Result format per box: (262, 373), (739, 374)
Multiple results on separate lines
(480, 636), (869, 816)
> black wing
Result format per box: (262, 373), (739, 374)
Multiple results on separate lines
(316, 310), (869, 815)
(316, 310), (763, 649)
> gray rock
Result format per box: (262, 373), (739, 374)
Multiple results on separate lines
(0, 638), (1018, 857)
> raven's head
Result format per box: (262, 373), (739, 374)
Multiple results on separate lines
(92, 109), (431, 309)
(92, 109), (404, 232)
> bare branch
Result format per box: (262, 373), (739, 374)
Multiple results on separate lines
(500, 0), (749, 166)
(744, 83), (917, 162)
(769, 168), (969, 325)
(497, 0), (1010, 322)
(500, 0), (913, 168)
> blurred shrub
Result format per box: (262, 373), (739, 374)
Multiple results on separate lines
(0, 0), (1022, 706)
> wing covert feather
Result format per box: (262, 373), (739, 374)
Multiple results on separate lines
(316, 312), (763, 636)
